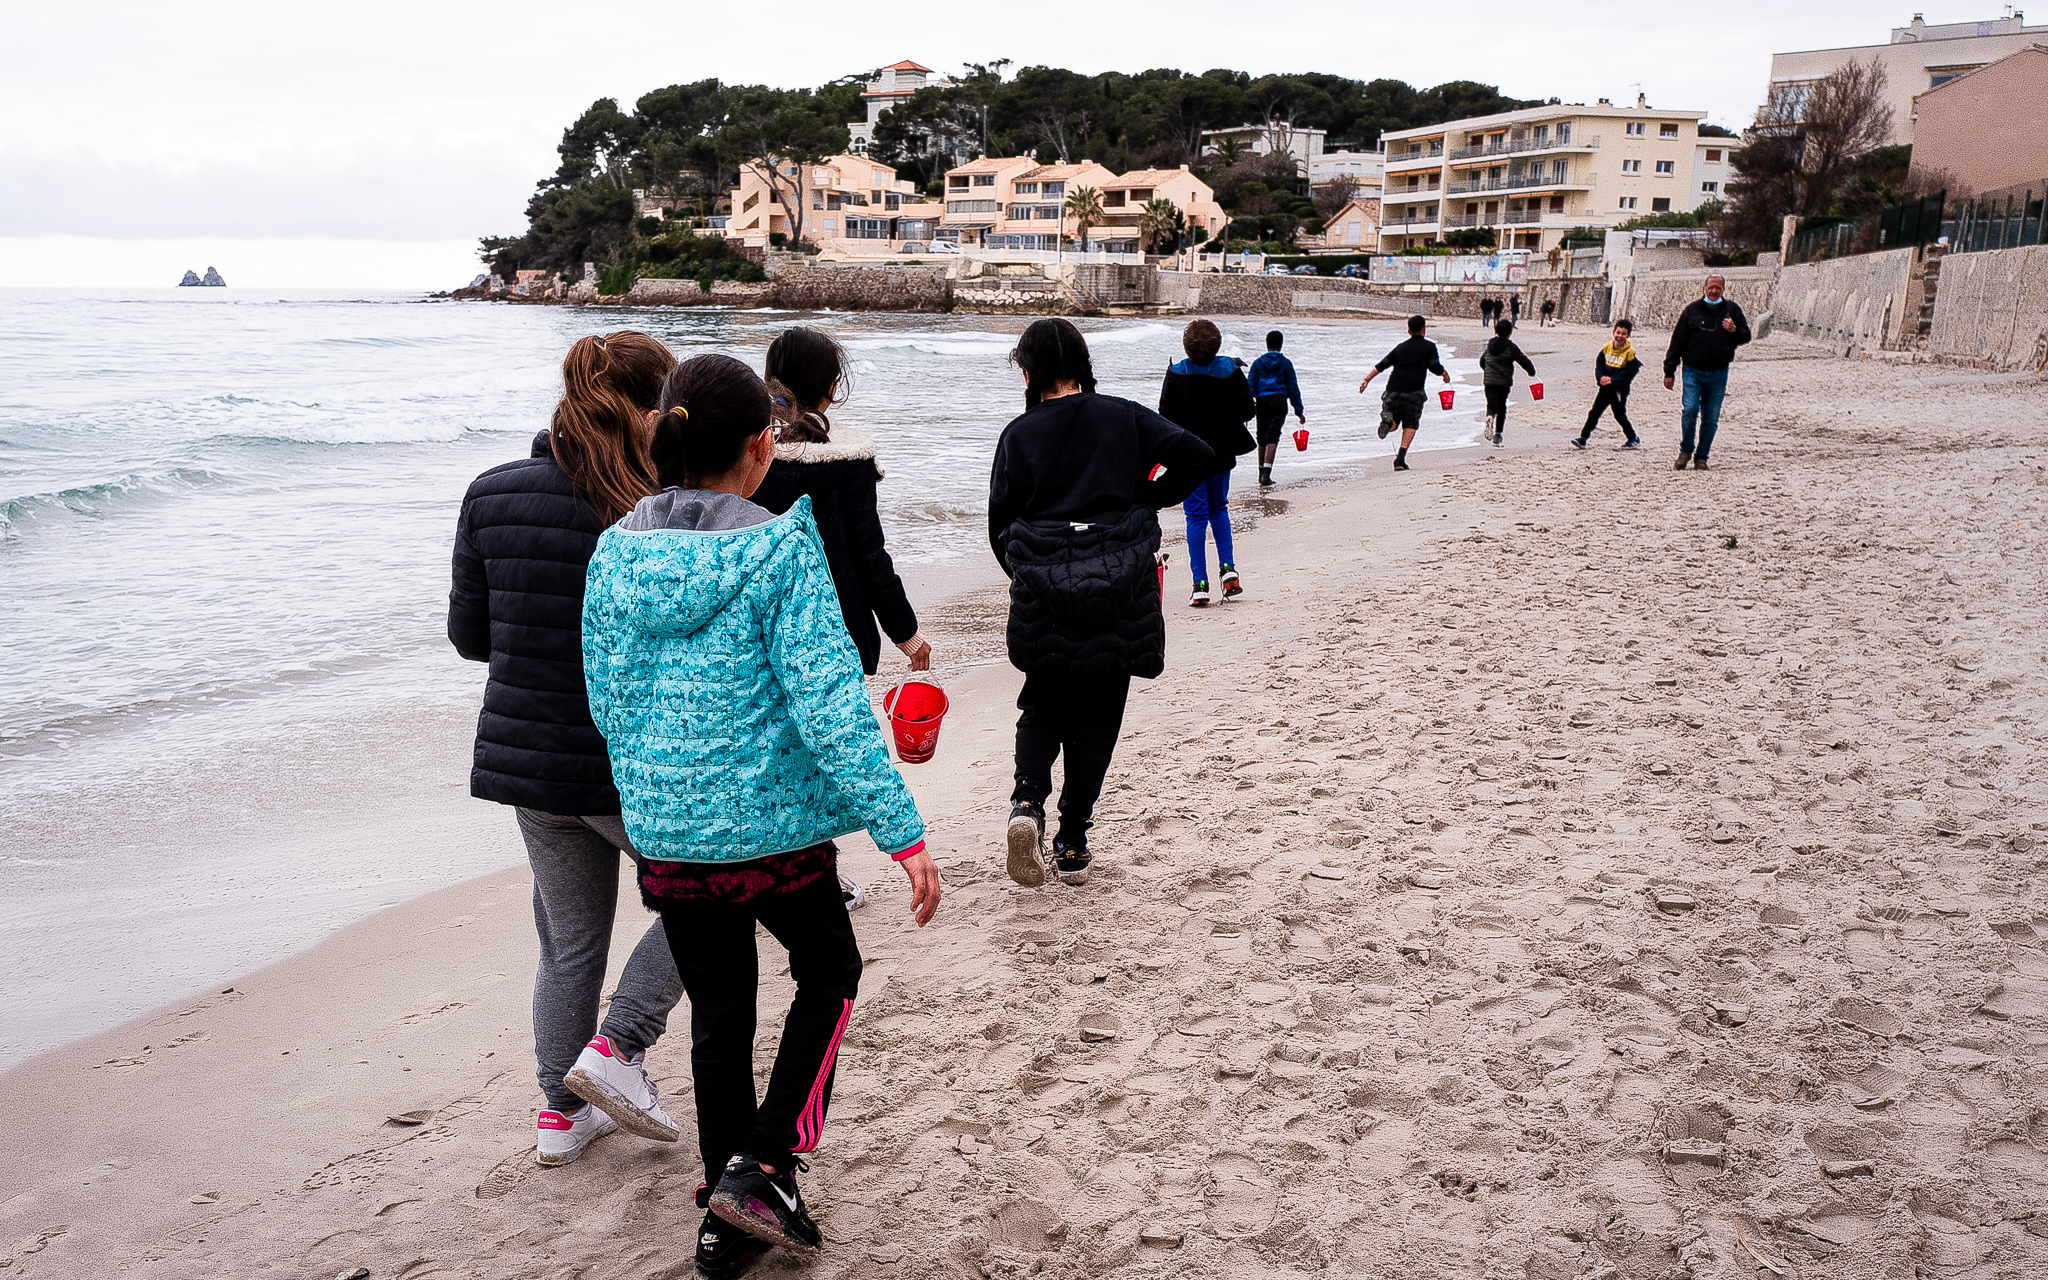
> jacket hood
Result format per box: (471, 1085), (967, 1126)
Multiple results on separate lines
(1170, 356), (1240, 377)
(1250, 351), (1289, 369)
(531, 429), (554, 459)
(606, 490), (804, 637)
(773, 425), (885, 480)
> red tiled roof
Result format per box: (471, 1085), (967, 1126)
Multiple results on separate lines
(883, 60), (931, 71)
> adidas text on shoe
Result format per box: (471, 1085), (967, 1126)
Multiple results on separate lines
(709, 1154), (823, 1255)
(1006, 801), (1046, 888)
(534, 1104), (617, 1166)
(565, 1035), (681, 1142)
(1219, 565), (1242, 599)
(1053, 841), (1093, 886)
(696, 1209), (772, 1280)
(1189, 580), (1212, 607)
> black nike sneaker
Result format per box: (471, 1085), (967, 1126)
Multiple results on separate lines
(695, 1208), (772, 1279)
(1053, 839), (1093, 886)
(709, 1153), (823, 1255)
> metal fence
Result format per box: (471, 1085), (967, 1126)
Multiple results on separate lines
(1943, 180), (2047, 254)
(1787, 191), (1946, 264)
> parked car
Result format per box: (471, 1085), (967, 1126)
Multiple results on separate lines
(1337, 263), (1367, 278)
(1292, 264), (1318, 275)
(1261, 265), (1292, 276)
(897, 241), (927, 254)
(925, 240), (961, 255)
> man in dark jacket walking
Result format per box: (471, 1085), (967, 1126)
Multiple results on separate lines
(1247, 330), (1305, 488)
(1662, 274), (1752, 471)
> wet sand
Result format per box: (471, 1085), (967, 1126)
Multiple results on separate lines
(4, 328), (2046, 1279)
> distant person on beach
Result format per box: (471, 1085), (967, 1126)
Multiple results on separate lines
(990, 318), (1215, 888)
(1480, 296), (1498, 328)
(1540, 298), (1556, 326)
(1478, 320), (1536, 447)
(1661, 273), (1752, 471)
(1357, 315), (1451, 472)
(448, 330), (688, 1168)
(1572, 319), (1643, 450)
(582, 353), (939, 1277)
(1247, 330), (1305, 488)
(753, 325), (930, 913)
(1510, 294), (1523, 325)
(1158, 318), (1256, 606)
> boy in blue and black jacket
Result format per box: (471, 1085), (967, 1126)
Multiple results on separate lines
(1247, 330), (1304, 488)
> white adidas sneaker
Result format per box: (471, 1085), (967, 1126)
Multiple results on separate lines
(564, 1034), (681, 1142)
(838, 869), (867, 911)
(535, 1103), (616, 1166)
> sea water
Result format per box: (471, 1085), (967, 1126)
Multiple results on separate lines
(0, 288), (1485, 1066)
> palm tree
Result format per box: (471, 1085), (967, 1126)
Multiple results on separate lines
(1137, 198), (1183, 254)
(1064, 185), (1105, 253)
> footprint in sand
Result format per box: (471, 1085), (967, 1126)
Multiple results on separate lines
(474, 1150), (536, 1200)
(1204, 1154), (1276, 1238)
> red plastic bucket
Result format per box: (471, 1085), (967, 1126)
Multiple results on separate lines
(1530, 382), (1544, 401)
(1293, 427), (1309, 452)
(882, 680), (948, 764)
(1439, 388), (1456, 411)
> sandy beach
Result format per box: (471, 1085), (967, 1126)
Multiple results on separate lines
(5, 323), (2046, 1279)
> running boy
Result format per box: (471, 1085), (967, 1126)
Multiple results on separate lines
(1247, 330), (1305, 488)
(582, 353), (940, 1279)
(1158, 319), (1256, 605)
(1478, 320), (1536, 446)
(1572, 319), (1642, 449)
(1358, 315), (1451, 472)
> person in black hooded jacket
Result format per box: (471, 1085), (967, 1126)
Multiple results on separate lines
(750, 326), (930, 678)
(1157, 318), (1256, 606)
(448, 331), (686, 1167)
(988, 318), (1215, 890)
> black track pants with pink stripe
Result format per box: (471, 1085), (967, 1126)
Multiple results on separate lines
(652, 847), (862, 1186)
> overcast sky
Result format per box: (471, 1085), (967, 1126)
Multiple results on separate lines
(0, 1), (1979, 285)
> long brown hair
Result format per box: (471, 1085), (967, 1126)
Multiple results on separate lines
(651, 354), (774, 489)
(764, 326), (847, 443)
(550, 331), (674, 522)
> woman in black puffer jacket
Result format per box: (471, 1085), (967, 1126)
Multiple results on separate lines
(448, 331), (685, 1165)
(751, 326), (930, 677)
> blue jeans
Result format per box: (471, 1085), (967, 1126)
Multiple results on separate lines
(1680, 366), (1729, 460)
(1183, 471), (1234, 584)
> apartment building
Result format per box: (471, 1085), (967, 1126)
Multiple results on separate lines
(724, 153), (944, 249)
(1377, 97), (1710, 253)
(1092, 168), (1230, 251)
(1909, 43), (2048, 193)
(1693, 139), (1732, 203)
(1767, 12), (2047, 145)
(1199, 123), (1383, 196)
(846, 60), (958, 157)
(938, 159), (1228, 251)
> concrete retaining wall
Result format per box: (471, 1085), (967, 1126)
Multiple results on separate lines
(769, 263), (950, 312)
(1926, 243), (2048, 370)
(1771, 248), (1917, 352)
(1618, 266), (1776, 332)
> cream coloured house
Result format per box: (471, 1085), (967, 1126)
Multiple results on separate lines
(1378, 96), (1711, 253)
(1093, 167), (1229, 252)
(937, 159), (1226, 252)
(1301, 198), (1382, 254)
(723, 153), (944, 250)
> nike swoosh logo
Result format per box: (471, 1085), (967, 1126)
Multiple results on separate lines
(771, 1182), (800, 1212)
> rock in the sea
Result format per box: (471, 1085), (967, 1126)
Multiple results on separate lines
(179, 270), (202, 286)
(201, 267), (226, 287)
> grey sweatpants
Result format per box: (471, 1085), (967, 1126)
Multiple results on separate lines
(515, 809), (685, 1113)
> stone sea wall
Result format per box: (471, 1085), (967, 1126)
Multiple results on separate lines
(1617, 266), (1776, 333)
(1925, 243), (2048, 370)
(1771, 248), (1919, 353)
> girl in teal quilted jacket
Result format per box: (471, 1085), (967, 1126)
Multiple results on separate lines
(582, 353), (940, 1274)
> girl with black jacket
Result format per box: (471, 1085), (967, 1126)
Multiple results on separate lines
(1157, 319), (1256, 606)
(989, 319), (1216, 889)
(750, 326), (930, 677)
(448, 331), (686, 1167)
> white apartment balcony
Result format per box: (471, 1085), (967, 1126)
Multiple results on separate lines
(1384, 146), (1446, 172)
(1381, 214), (1441, 231)
(1446, 171), (1596, 196)
(1449, 133), (1600, 162)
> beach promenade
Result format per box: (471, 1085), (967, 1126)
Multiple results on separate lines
(3, 329), (2044, 1278)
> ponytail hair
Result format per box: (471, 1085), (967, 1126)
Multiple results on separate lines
(650, 354), (774, 489)
(550, 331), (674, 523)
(763, 326), (848, 438)
(766, 378), (830, 444)
(1009, 318), (1098, 408)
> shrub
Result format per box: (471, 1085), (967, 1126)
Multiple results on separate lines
(598, 264), (636, 296)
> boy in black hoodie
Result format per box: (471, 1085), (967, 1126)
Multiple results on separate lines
(1478, 320), (1535, 446)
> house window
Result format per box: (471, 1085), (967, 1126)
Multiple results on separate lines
(1705, 149), (1721, 163)
(825, 194), (843, 210)
(1701, 181), (1719, 193)
(1533, 125), (1549, 141)
(1427, 173), (1441, 188)
(1618, 196), (1637, 210)
(1015, 182), (1038, 194)
(1345, 221), (1361, 243)
(1558, 122), (1572, 143)
(1549, 196), (1566, 212)
(815, 169), (831, 183)
(1551, 158), (1568, 181)
(973, 174), (996, 187)
(1043, 182), (1065, 197)
(1622, 159), (1642, 173)
(823, 217), (836, 232)
(949, 175), (970, 189)
(1626, 122), (1645, 137)
(1651, 198), (1671, 212)
(1656, 160), (1675, 175)
(852, 138), (867, 153)
(1659, 124), (1679, 138)
(1129, 189), (1152, 201)
(812, 197), (823, 210)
